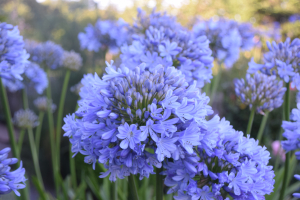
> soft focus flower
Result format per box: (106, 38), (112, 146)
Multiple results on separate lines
(248, 38), (300, 84)
(234, 72), (286, 114)
(193, 18), (255, 68)
(120, 9), (213, 88)
(271, 140), (285, 161)
(34, 96), (56, 112)
(0, 147), (26, 196)
(13, 109), (39, 129)
(63, 60), (213, 181)
(2, 61), (48, 94)
(70, 82), (83, 96)
(25, 40), (64, 70)
(61, 50), (82, 71)
(163, 116), (275, 199)
(289, 14), (300, 23)
(78, 19), (130, 53)
(0, 22), (29, 81)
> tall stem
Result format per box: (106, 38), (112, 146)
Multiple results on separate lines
(46, 69), (59, 196)
(28, 128), (45, 190)
(257, 112), (269, 144)
(22, 88), (29, 109)
(156, 167), (163, 200)
(128, 174), (139, 200)
(279, 82), (290, 200)
(246, 106), (256, 136)
(35, 112), (45, 157)
(111, 181), (118, 200)
(18, 129), (25, 154)
(210, 63), (222, 104)
(56, 69), (71, 171)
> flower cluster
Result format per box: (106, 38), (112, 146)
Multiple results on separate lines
(63, 61), (213, 181)
(248, 38), (300, 84)
(120, 9), (214, 88)
(61, 50), (83, 71)
(234, 72), (286, 114)
(34, 96), (56, 112)
(2, 61), (48, 94)
(25, 40), (64, 69)
(0, 147), (26, 196)
(13, 109), (39, 129)
(78, 19), (130, 53)
(193, 18), (255, 68)
(289, 14), (300, 23)
(0, 22), (29, 81)
(164, 116), (275, 200)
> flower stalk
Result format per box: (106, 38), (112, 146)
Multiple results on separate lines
(128, 175), (139, 200)
(257, 111), (269, 143)
(246, 106), (256, 136)
(156, 167), (164, 200)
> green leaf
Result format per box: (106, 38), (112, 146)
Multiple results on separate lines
(31, 176), (47, 200)
(72, 181), (87, 200)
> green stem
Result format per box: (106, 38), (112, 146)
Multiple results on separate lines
(279, 82), (290, 200)
(257, 112), (269, 144)
(18, 129), (25, 154)
(35, 112), (45, 157)
(210, 63), (222, 104)
(156, 167), (163, 200)
(46, 69), (59, 196)
(111, 181), (118, 200)
(22, 88), (29, 109)
(28, 128), (45, 190)
(0, 78), (19, 159)
(246, 106), (256, 137)
(128, 174), (139, 200)
(70, 144), (77, 189)
(56, 69), (71, 171)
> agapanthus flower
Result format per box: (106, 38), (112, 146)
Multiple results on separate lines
(289, 14), (300, 23)
(25, 40), (64, 70)
(2, 61), (48, 94)
(120, 9), (213, 88)
(13, 109), (39, 129)
(164, 116), (275, 199)
(248, 38), (300, 84)
(61, 50), (82, 71)
(78, 19), (130, 53)
(0, 22), (29, 81)
(193, 18), (255, 68)
(63, 60), (213, 181)
(0, 147), (26, 196)
(234, 72), (286, 114)
(34, 96), (56, 112)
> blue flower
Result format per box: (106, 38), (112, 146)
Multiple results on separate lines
(117, 123), (144, 149)
(0, 23), (29, 81)
(0, 148), (26, 196)
(159, 40), (182, 62)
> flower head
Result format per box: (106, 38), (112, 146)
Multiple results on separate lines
(0, 147), (26, 196)
(0, 23), (29, 81)
(13, 109), (39, 129)
(234, 72), (286, 114)
(61, 50), (82, 71)
(34, 96), (56, 112)
(64, 61), (213, 181)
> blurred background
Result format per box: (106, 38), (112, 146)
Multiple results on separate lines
(0, 0), (300, 199)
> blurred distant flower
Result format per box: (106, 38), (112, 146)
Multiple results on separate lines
(0, 147), (26, 196)
(61, 50), (82, 71)
(2, 61), (48, 94)
(289, 14), (300, 23)
(34, 96), (56, 112)
(193, 18), (255, 68)
(78, 19), (130, 54)
(70, 82), (83, 96)
(120, 9), (214, 88)
(0, 22), (29, 81)
(271, 140), (285, 161)
(248, 38), (300, 84)
(25, 40), (64, 70)
(13, 109), (39, 129)
(234, 72), (286, 114)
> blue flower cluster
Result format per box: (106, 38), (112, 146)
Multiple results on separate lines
(234, 72), (286, 114)
(120, 10), (214, 88)
(289, 14), (300, 23)
(0, 148), (26, 196)
(25, 40), (64, 69)
(193, 18), (255, 68)
(164, 116), (274, 199)
(63, 61), (213, 181)
(248, 38), (300, 84)
(281, 103), (300, 198)
(78, 19), (130, 54)
(0, 22), (29, 81)
(2, 61), (48, 94)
